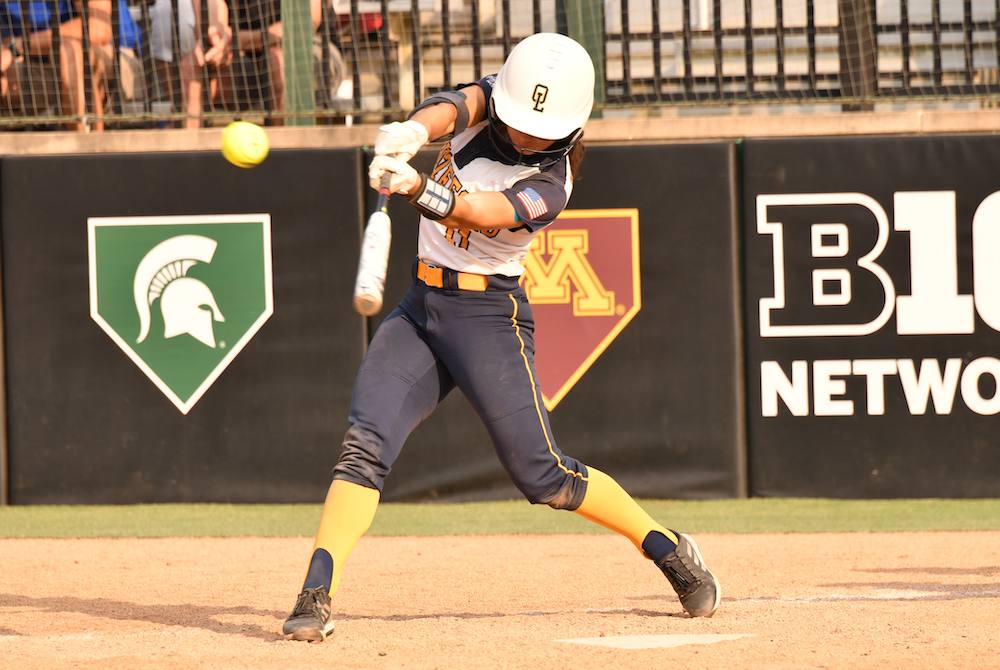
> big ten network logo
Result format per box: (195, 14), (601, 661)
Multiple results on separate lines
(757, 191), (1000, 418)
(519, 209), (640, 410)
(88, 214), (273, 414)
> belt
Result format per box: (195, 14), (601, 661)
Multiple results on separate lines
(417, 261), (488, 291)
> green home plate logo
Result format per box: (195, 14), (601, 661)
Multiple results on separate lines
(88, 214), (273, 414)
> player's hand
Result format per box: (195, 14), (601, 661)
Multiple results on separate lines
(204, 24), (232, 66)
(374, 120), (429, 162)
(369, 155), (422, 195)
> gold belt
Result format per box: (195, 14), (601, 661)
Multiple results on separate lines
(417, 261), (488, 291)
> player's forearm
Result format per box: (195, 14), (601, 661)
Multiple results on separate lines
(438, 192), (519, 231)
(237, 22), (282, 51)
(209, 0), (226, 25)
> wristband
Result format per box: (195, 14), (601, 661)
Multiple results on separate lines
(404, 174), (456, 220)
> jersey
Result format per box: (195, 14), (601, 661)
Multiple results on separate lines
(416, 76), (574, 278)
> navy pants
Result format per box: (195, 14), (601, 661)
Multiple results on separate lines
(333, 262), (589, 510)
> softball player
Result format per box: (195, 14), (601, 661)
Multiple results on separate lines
(282, 33), (721, 642)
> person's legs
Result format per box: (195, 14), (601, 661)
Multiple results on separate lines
(88, 42), (115, 132)
(573, 467), (677, 551)
(53, 21), (113, 132)
(211, 59), (236, 109)
(433, 284), (720, 617)
(2, 55), (24, 113)
(428, 288), (587, 508)
(306, 330), (451, 599)
(57, 36), (85, 130)
(1, 46), (12, 99)
(284, 290), (454, 641)
(155, 51), (200, 128)
(179, 49), (202, 128)
(573, 467), (720, 616)
(266, 40), (284, 124)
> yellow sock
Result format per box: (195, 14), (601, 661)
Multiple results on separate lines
(573, 467), (678, 557)
(310, 479), (381, 596)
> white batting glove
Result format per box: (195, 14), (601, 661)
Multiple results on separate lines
(369, 155), (422, 195)
(374, 120), (429, 162)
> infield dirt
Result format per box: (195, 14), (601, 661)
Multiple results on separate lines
(1, 531), (998, 669)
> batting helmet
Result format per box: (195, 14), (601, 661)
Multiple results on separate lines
(491, 33), (596, 140)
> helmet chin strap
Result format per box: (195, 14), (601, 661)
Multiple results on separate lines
(487, 99), (583, 169)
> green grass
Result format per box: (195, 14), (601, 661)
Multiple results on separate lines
(1, 498), (999, 538)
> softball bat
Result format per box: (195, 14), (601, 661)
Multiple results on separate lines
(353, 172), (393, 316)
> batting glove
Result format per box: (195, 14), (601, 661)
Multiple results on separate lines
(374, 120), (429, 162)
(369, 155), (422, 195)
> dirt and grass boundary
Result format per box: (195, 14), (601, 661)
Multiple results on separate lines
(2, 498), (999, 538)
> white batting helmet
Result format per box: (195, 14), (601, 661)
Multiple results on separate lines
(491, 33), (596, 140)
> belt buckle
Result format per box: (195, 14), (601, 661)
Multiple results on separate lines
(423, 264), (444, 288)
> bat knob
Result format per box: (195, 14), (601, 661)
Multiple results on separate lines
(353, 293), (383, 317)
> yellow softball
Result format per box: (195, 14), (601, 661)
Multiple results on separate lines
(221, 121), (269, 168)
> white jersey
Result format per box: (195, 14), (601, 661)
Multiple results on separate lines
(417, 77), (574, 277)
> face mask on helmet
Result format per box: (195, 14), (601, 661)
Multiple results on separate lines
(487, 98), (583, 169)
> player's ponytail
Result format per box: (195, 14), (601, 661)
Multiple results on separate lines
(569, 141), (586, 182)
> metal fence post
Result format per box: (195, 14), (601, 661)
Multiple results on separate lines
(839, 0), (877, 111)
(284, 0), (317, 125)
(565, 0), (604, 115)
(0, 216), (7, 506)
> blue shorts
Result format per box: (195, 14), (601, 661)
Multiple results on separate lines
(333, 259), (589, 510)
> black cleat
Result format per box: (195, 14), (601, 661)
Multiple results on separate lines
(282, 586), (335, 642)
(655, 532), (722, 618)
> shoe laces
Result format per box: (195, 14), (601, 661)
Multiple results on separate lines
(657, 552), (700, 596)
(290, 586), (329, 619)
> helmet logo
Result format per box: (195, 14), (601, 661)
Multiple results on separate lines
(532, 84), (549, 112)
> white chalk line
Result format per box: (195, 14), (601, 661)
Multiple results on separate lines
(733, 589), (1000, 604)
(557, 634), (756, 649)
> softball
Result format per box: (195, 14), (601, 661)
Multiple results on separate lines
(222, 121), (269, 168)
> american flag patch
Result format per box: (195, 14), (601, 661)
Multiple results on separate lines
(516, 187), (549, 220)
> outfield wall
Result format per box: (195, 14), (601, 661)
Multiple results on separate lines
(1, 129), (999, 503)
(743, 136), (1000, 497)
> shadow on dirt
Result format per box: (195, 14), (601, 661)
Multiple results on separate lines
(627, 594), (675, 602)
(0, 592), (698, 638)
(0, 593), (285, 641)
(330, 605), (686, 623)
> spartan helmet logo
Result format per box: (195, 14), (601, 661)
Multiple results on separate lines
(134, 235), (226, 348)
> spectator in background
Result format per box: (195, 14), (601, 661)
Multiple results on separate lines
(0, 0), (142, 131)
(216, 0), (321, 122)
(149, 0), (231, 128)
(0, 32), (12, 97)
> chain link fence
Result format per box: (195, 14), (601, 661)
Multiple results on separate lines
(0, 0), (997, 130)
